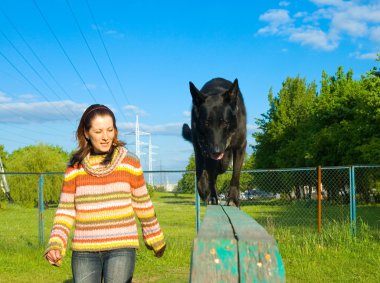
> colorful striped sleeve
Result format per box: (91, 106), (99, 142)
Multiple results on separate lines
(129, 156), (165, 253)
(45, 165), (77, 258)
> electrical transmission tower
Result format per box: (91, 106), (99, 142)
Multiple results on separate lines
(0, 155), (13, 202)
(126, 115), (158, 185)
(147, 134), (159, 186)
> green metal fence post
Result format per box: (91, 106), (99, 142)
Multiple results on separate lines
(317, 165), (322, 234)
(349, 166), (357, 237)
(195, 174), (200, 233)
(38, 174), (45, 246)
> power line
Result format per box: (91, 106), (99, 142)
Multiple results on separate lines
(65, 0), (128, 122)
(10, 124), (69, 138)
(0, 136), (30, 147)
(0, 101), (75, 138)
(0, 8), (76, 103)
(0, 29), (78, 118)
(0, 49), (73, 122)
(85, 0), (131, 106)
(32, 0), (97, 103)
(0, 127), (40, 144)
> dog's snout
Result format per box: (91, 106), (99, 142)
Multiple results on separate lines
(212, 145), (222, 154)
(210, 145), (225, 160)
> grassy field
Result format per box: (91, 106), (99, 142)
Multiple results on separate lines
(0, 193), (379, 282)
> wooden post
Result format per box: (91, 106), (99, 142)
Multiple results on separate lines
(317, 165), (322, 234)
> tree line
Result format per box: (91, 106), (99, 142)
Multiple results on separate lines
(0, 143), (156, 206)
(177, 59), (380, 202)
(254, 64), (380, 168)
(0, 144), (69, 207)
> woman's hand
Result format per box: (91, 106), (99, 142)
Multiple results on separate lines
(154, 244), (166, 258)
(45, 249), (62, 266)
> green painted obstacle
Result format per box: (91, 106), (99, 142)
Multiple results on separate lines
(190, 205), (285, 283)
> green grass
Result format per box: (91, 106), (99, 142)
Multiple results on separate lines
(0, 194), (379, 282)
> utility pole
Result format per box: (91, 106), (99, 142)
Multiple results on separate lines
(0, 155), (13, 202)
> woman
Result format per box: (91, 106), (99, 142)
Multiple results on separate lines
(44, 104), (166, 283)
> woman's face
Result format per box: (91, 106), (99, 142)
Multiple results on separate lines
(85, 114), (116, 153)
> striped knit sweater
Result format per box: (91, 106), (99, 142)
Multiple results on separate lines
(45, 146), (165, 261)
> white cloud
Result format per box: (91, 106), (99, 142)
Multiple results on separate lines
(104, 30), (125, 39)
(121, 122), (183, 136)
(345, 4), (380, 22)
(331, 12), (368, 37)
(247, 124), (258, 134)
(82, 83), (97, 90)
(310, 0), (344, 6)
(142, 123), (183, 135)
(119, 121), (258, 137)
(259, 9), (292, 24)
(0, 100), (86, 123)
(258, 9), (293, 34)
(0, 91), (12, 103)
(17, 93), (37, 101)
(92, 24), (125, 39)
(289, 27), (339, 50)
(183, 111), (191, 118)
(350, 51), (378, 60)
(279, 1), (290, 7)
(123, 105), (148, 117)
(370, 26), (380, 44)
(294, 11), (308, 19)
(257, 0), (380, 53)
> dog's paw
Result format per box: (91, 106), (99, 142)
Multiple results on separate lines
(225, 197), (240, 208)
(210, 196), (218, 205)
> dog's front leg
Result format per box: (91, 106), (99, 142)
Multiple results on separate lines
(208, 170), (218, 205)
(227, 144), (246, 207)
(197, 170), (210, 203)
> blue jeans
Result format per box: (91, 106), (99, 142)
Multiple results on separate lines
(71, 248), (136, 283)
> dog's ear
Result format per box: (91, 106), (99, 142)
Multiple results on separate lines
(189, 81), (206, 106)
(223, 79), (239, 108)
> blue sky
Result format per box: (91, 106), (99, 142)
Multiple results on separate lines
(0, 0), (379, 179)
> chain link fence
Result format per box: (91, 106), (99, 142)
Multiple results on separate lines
(1, 166), (379, 243)
(201, 166), (379, 237)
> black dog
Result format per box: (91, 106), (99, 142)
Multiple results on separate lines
(182, 78), (247, 206)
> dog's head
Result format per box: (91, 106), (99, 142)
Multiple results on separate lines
(189, 78), (240, 160)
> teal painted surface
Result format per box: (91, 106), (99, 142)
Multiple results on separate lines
(190, 206), (239, 282)
(190, 205), (285, 283)
(223, 206), (285, 282)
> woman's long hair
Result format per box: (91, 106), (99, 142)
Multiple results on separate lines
(69, 104), (125, 167)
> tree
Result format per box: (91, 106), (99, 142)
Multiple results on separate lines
(0, 145), (8, 165)
(254, 76), (317, 168)
(177, 154), (196, 193)
(0, 145), (9, 202)
(253, 63), (380, 203)
(178, 153), (255, 195)
(5, 143), (70, 207)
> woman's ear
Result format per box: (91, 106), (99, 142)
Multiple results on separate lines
(84, 131), (90, 141)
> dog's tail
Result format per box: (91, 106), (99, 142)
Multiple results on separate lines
(182, 124), (192, 142)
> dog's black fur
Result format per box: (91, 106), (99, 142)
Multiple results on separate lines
(182, 78), (247, 206)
